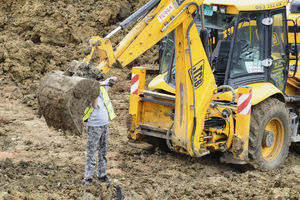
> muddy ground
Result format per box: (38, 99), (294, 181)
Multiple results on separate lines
(1, 0), (300, 199)
(2, 76), (300, 200)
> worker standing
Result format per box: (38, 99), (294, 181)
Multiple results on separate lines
(83, 76), (117, 184)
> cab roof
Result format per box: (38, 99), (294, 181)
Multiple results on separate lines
(204, 0), (288, 14)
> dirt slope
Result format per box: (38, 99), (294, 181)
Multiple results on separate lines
(0, 0), (157, 109)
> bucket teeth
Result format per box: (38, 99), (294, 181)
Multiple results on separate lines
(64, 60), (104, 80)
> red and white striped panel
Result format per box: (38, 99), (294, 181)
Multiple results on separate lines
(131, 73), (139, 95)
(237, 93), (252, 115)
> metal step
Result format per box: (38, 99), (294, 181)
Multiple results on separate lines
(290, 112), (300, 142)
(220, 153), (247, 165)
(139, 124), (168, 139)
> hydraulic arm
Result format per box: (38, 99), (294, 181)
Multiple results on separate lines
(81, 0), (217, 156)
(39, 0), (217, 140)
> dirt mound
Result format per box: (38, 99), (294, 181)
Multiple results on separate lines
(0, 0), (158, 109)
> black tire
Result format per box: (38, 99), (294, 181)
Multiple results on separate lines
(249, 98), (292, 170)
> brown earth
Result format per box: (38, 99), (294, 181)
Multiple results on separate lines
(1, 0), (300, 199)
(0, 0), (158, 109)
(2, 76), (300, 199)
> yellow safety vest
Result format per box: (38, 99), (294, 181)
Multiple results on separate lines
(100, 86), (116, 120)
(82, 86), (116, 122)
(82, 106), (94, 122)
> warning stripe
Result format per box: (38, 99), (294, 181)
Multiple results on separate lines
(131, 74), (139, 95)
(237, 93), (252, 115)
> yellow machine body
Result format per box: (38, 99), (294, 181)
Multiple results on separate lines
(126, 0), (294, 168)
(92, 0), (294, 168)
(40, 0), (300, 169)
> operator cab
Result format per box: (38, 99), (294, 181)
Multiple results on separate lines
(150, 3), (289, 93)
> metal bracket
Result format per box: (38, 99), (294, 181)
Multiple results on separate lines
(89, 39), (101, 46)
(144, 14), (156, 24)
(289, 63), (299, 73)
(197, 148), (210, 157)
(262, 58), (273, 67)
(262, 17), (273, 26)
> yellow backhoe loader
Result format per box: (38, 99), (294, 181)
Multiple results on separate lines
(38, 0), (300, 170)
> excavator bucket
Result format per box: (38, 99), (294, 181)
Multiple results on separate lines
(38, 61), (102, 135)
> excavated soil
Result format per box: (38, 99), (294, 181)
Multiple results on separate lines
(1, 0), (300, 199)
(0, 0), (158, 109)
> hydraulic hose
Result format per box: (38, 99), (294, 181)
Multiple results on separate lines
(105, 0), (160, 39)
(119, 0), (160, 29)
(216, 85), (236, 104)
(286, 19), (298, 78)
(186, 2), (201, 157)
(166, 121), (175, 151)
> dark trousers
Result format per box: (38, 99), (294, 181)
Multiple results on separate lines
(85, 125), (109, 180)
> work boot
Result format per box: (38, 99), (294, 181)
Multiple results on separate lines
(98, 175), (111, 183)
(85, 178), (93, 185)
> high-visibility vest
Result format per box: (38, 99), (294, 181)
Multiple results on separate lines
(82, 106), (94, 122)
(82, 86), (116, 122)
(100, 86), (116, 120)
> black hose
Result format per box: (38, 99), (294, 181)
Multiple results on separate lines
(215, 106), (230, 147)
(216, 85), (236, 104)
(166, 121), (175, 151)
(186, 2), (201, 157)
(286, 19), (298, 78)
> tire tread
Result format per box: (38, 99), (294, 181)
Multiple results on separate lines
(248, 98), (292, 170)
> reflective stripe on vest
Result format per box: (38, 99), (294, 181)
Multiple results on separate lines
(100, 86), (116, 120)
(82, 106), (94, 122)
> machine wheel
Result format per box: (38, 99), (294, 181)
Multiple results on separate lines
(249, 98), (291, 170)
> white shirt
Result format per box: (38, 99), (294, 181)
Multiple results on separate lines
(87, 79), (110, 127)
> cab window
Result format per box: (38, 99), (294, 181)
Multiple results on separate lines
(229, 12), (267, 78)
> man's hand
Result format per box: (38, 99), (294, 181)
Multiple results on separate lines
(92, 98), (98, 108)
(108, 76), (117, 87)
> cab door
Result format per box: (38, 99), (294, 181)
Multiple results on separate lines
(226, 11), (269, 87)
(269, 9), (289, 92)
(225, 9), (289, 91)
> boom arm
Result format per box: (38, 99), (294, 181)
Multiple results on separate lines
(83, 0), (201, 73)
(84, 0), (217, 156)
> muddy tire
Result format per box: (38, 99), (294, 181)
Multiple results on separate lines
(249, 98), (291, 170)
